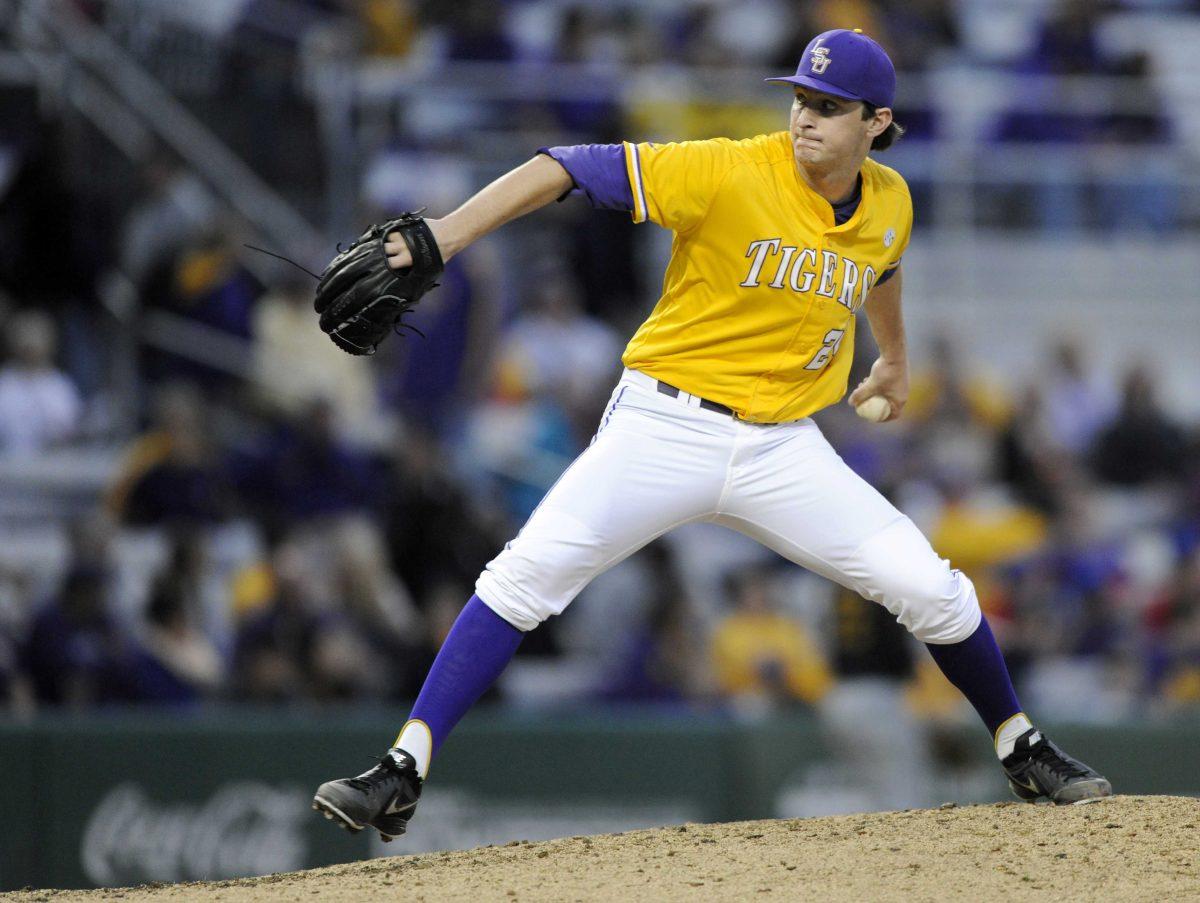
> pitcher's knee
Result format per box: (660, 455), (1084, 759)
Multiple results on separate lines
(474, 507), (605, 631)
(855, 521), (982, 644)
(891, 566), (981, 644)
(474, 572), (544, 632)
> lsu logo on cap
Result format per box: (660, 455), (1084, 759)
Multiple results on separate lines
(810, 41), (831, 74)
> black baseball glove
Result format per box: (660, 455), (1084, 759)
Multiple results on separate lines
(314, 211), (444, 355)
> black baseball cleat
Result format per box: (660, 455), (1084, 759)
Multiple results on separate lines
(313, 748), (423, 841)
(1001, 728), (1112, 805)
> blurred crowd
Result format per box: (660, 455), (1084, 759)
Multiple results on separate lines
(3, 284), (1200, 723)
(0, 0), (1199, 729)
(43, 0), (1199, 233)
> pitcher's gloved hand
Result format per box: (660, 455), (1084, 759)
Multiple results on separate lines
(314, 211), (443, 355)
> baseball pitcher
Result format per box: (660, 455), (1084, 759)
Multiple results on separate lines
(311, 29), (1111, 842)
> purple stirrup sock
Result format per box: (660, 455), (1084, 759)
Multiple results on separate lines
(924, 616), (1022, 737)
(404, 595), (524, 758)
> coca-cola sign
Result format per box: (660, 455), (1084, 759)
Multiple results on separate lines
(81, 782), (310, 885)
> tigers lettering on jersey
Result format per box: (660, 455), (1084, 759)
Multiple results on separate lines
(620, 132), (911, 423)
(739, 239), (877, 311)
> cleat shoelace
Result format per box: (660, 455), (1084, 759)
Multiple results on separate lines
(346, 759), (396, 792)
(1029, 741), (1090, 781)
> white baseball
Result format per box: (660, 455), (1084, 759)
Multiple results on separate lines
(854, 395), (892, 423)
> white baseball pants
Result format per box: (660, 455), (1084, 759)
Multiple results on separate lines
(476, 368), (981, 645)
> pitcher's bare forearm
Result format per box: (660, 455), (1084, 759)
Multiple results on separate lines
(848, 266), (908, 419)
(387, 156), (573, 267)
(864, 266), (906, 365)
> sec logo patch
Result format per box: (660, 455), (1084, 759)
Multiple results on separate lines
(883, 228), (896, 248)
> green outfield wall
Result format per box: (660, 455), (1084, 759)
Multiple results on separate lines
(0, 709), (1196, 891)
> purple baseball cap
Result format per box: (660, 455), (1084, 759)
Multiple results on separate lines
(765, 29), (895, 108)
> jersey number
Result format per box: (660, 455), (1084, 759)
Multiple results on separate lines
(804, 329), (845, 371)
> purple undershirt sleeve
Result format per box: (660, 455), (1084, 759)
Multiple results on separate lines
(537, 144), (634, 212)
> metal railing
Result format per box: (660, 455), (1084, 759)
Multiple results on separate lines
(6, 0), (327, 424)
(11, 0), (323, 257)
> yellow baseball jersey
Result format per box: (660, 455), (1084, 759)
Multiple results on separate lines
(621, 131), (912, 423)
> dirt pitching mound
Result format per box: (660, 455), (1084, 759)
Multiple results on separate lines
(13, 795), (1199, 902)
